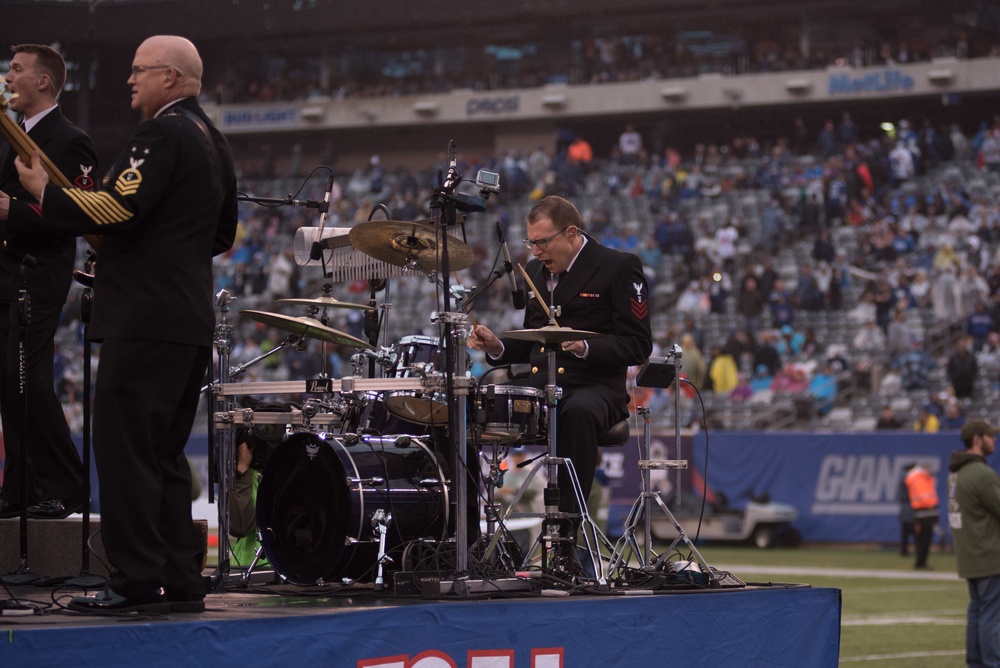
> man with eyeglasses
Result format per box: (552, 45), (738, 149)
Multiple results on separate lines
(468, 195), (652, 568)
(0, 44), (97, 521)
(0, 35), (236, 614)
(949, 420), (1000, 666)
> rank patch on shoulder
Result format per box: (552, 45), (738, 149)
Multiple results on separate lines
(630, 281), (648, 319)
(115, 157), (145, 197)
(75, 164), (95, 191)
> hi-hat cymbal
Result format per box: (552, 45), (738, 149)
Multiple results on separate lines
(240, 309), (374, 350)
(503, 326), (602, 344)
(348, 220), (474, 272)
(275, 296), (374, 311)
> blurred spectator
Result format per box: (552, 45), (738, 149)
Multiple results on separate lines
(877, 405), (905, 429)
(947, 336), (979, 399)
(941, 401), (967, 430)
(707, 345), (739, 394)
(894, 337), (936, 391)
(913, 407), (941, 432)
(737, 273), (767, 333)
(967, 302), (996, 352)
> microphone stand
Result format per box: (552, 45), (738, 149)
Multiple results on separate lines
(65, 260), (106, 587)
(429, 142), (468, 576)
(2, 256), (42, 584)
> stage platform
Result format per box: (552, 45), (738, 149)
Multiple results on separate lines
(1, 570), (841, 667)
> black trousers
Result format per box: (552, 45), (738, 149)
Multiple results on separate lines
(0, 299), (82, 504)
(553, 383), (624, 516)
(94, 338), (208, 599)
(914, 515), (937, 568)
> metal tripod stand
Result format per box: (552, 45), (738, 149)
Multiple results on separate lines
(607, 351), (715, 581)
(483, 313), (616, 584)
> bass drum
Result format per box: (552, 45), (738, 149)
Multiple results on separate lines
(256, 431), (449, 585)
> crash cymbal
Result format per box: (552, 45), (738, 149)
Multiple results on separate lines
(240, 309), (374, 350)
(502, 326), (602, 344)
(348, 220), (474, 272)
(274, 296), (374, 311)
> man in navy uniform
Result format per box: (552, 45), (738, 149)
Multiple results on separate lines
(0, 44), (97, 519)
(0, 35), (237, 614)
(468, 195), (652, 557)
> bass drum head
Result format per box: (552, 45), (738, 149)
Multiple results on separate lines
(256, 432), (350, 585)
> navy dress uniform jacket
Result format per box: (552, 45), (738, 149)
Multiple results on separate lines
(7, 96), (237, 345)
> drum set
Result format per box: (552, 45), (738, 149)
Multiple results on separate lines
(213, 156), (714, 594)
(213, 160), (603, 592)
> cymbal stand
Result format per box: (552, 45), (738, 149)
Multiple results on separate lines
(209, 290), (236, 592)
(484, 309), (615, 585)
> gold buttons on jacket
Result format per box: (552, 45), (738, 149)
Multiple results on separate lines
(540, 346), (545, 353)
(531, 366), (538, 374)
(558, 367), (565, 374)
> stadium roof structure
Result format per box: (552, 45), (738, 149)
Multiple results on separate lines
(0, 0), (977, 50)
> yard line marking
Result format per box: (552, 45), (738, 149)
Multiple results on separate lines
(841, 649), (964, 662)
(851, 584), (964, 594)
(715, 564), (959, 580)
(842, 614), (965, 626)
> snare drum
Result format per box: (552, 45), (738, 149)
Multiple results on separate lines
(473, 384), (546, 443)
(383, 335), (469, 425)
(256, 431), (448, 585)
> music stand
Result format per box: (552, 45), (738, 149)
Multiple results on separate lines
(608, 347), (716, 582)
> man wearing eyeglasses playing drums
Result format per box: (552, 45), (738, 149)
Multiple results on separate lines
(468, 195), (652, 570)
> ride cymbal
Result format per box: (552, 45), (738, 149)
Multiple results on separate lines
(348, 220), (474, 272)
(240, 309), (374, 350)
(502, 326), (602, 344)
(275, 296), (374, 311)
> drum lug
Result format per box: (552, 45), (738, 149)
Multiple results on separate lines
(348, 476), (386, 487)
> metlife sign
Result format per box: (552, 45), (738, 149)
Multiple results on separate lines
(828, 69), (915, 95)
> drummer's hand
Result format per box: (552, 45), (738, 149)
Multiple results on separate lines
(468, 324), (503, 357)
(561, 340), (586, 357)
(0, 190), (9, 221)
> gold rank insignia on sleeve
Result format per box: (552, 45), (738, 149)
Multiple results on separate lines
(115, 157), (145, 197)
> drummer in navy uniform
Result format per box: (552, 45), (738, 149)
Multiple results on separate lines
(467, 195), (652, 555)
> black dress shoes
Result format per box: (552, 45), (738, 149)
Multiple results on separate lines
(68, 588), (170, 615)
(26, 499), (84, 519)
(0, 500), (22, 519)
(166, 595), (206, 613)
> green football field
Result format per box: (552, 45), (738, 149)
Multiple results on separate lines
(693, 544), (967, 667)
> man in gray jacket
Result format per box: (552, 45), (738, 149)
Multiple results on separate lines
(948, 419), (1000, 667)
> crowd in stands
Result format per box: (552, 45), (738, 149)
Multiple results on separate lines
(201, 17), (1000, 105)
(49, 108), (1000, 434)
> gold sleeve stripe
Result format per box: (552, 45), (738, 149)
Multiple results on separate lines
(64, 189), (133, 226)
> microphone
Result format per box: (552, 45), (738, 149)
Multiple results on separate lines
(442, 140), (458, 192)
(309, 171), (336, 262)
(496, 221), (525, 309)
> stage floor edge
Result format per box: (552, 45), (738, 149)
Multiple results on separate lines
(1, 584), (840, 667)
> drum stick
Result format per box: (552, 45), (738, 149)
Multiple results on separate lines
(517, 263), (559, 327)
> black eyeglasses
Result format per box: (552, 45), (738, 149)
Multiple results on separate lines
(130, 64), (173, 77)
(523, 227), (572, 250)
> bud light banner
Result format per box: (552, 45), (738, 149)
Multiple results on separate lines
(677, 431), (956, 543)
